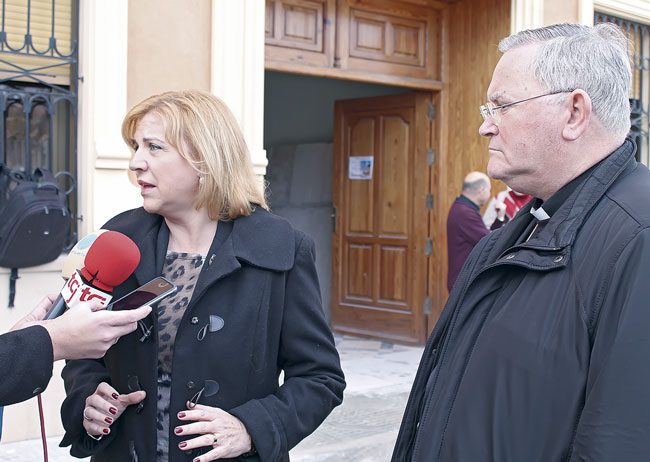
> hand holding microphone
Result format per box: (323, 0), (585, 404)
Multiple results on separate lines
(10, 230), (152, 361)
(43, 299), (151, 361)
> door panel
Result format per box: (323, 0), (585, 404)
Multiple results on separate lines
(265, 0), (336, 67)
(332, 92), (432, 344)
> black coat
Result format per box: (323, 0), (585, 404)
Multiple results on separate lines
(393, 140), (650, 461)
(60, 207), (345, 461)
(0, 325), (53, 405)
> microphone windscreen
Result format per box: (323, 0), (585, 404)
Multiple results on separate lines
(80, 230), (141, 292)
(61, 230), (107, 280)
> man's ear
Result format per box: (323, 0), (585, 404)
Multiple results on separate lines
(562, 90), (592, 141)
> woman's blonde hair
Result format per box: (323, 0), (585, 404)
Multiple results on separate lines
(122, 90), (267, 220)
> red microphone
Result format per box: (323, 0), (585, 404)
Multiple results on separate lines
(44, 231), (141, 319)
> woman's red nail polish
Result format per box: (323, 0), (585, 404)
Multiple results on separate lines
(194, 459), (200, 462)
(105, 417), (113, 424)
(111, 393), (119, 400)
(178, 412), (186, 418)
(174, 427), (183, 434)
(109, 407), (117, 415)
(179, 442), (187, 449)
(102, 428), (110, 434)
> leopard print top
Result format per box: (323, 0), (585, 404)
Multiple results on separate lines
(156, 251), (204, 461)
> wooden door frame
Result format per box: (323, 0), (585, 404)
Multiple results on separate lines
(331, 91), (439, 344)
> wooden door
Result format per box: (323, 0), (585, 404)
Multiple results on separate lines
(265, 0), (336, 68)
(332, 93), (433, 344)
(336, 0), (441, 80)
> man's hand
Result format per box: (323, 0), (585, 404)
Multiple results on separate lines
(495, 201), (507, 221)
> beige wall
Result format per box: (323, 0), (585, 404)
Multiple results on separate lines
(544, 0), (581, 24)
(127, 0), (212, 109)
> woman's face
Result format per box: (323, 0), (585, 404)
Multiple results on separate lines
(128, 112), (200, 219)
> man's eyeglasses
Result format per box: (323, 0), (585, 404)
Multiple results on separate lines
(479, 90), (574, 125)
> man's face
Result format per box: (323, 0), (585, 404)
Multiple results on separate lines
(478, 182), (491, 207)
(479, 44), (565, 197)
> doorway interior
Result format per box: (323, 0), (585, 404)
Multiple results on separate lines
(264, 70), (412, 324)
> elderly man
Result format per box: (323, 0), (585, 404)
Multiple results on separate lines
(393, 23), (647, 461)
(446, 171), (505, 291)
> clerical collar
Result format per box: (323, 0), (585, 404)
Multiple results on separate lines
(530, 206), (550, 221)
(528, 162), (600, 223)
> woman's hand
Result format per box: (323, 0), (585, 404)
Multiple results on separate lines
(175, 403), (253, 461)
(82, 382), (146, 438)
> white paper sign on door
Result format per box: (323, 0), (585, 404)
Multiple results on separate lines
(348, 156), (374, 180)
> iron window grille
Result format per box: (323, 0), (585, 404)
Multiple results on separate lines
(0, 0), (79, 245)
(595, 12), (650, 165)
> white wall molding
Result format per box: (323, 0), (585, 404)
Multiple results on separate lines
(594, 0), (650, 23)
(579, 0), (596, 24)
(78, 0), (140, 231)
(211, 0), (268, 177)
(511, 0), (545, 33)
(78, 0), (139, 232)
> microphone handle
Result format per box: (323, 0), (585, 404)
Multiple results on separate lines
(44, 293), (67, 320)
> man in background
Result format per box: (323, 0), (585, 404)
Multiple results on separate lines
(482, 187), (532, 227)
(446, 171), (505, 291)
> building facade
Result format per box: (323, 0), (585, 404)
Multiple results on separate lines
(0, 0), (648, 444)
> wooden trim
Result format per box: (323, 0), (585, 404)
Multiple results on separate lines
(594, 0), (650, 24)
(265, 59), (444, 90)
(395, 0), (455, 6)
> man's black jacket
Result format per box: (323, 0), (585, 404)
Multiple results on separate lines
(393, 140), (650, 461)
(0, 325), (53, 405)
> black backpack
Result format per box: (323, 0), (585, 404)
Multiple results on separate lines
(0, 165), (75, 306)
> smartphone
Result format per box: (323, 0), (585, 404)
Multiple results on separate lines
(106, 276), (177, 311)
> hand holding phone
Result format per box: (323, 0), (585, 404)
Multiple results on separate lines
(107, 277), (177, 311)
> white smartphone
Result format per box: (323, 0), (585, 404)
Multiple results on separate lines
(106, 276), (177, 311)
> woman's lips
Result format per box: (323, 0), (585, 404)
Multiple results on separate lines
(137, 180), (155, 194)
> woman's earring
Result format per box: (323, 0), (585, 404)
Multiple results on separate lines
(198, 175), (205, 185)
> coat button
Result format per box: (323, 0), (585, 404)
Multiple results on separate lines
(32, 387), (42, 395)
(190, 317), (199, 325)
(504, 253), (516, 260)
(554, 255), (563, 262)
(187, 381), (195, 390)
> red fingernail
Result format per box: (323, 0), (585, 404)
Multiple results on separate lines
(111, 393), (119, 400)
(105, 417), (113, 424)
(109, 407), (117, 415)
(179, 442), (187, 449)
(178, 412), (186, 418)
(102, 428), (109, 434)
(194, 459), (200, 462)
(174, 427), (183, 434)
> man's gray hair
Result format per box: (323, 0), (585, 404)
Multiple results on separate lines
(499, 23), (631, 137)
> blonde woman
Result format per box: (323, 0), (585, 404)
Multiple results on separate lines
(60, 90), (345, 462)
